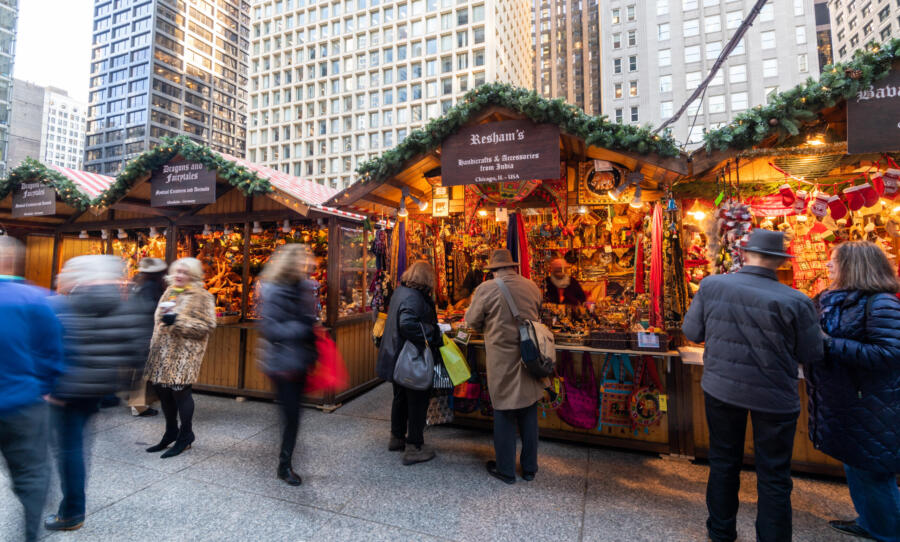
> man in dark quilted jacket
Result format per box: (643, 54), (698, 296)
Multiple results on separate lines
(683, 229), (823, 542)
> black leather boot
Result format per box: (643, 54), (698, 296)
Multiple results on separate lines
(277, 465), (302, 486)
(160, 431), (194, 458)
(145, 430), (178, 453)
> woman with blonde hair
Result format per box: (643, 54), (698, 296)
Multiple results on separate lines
(258, 244), (319, 485)
(376, 261), (442, 465)
(809, 241), (900, 541)
(144, 257), (216, 458)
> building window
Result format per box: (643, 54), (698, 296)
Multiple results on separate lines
(660, 101), (673, 118)
(613, 32), (621, 48)
(612, 8), (620, 24)
(686, 71), (701, 90)
(614, 82), (623, 99)
(795, 26), (807, 45)
(630, 106), (638, 122)
(615, 108), (623, 123)
(705, 15), (720, 33)
(657, 0), (669, 16)
(709, 95), (725, 113)
(763, 58), (778, 78)
(731, 92), (748, 111)
(626, 5), (635, 21)
(839, 46), (847, 58)
(683, 0), (698, 10)
(659, 75), (672, 93)
(614, 58), (622, 74)
(628, 56), (637, 71)
(760, 3), (774, 21)
(729, 64), (747, 83)
(850, 34), (860, 47)
(706, 42), (722, 59)
(658, 49), (671, 66)
(794, 0), (804, 15)
(863, 22), (873, 36)
(684, 19), (699, 37)
(881, 25), (892, 40)
(685, 45), (701, 63)
(726, 11), (742, 30)
(798, 53), (809, 73)
(761, 30), (776, 49)
(629, 80), (638, 97)
(658, 23), (670, 40)
(879, 6), (890, 22)
(627, 30), (636, 46)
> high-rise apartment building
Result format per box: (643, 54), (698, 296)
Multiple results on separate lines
(601, 0), (819, 147)
(9, 81), (88, 170)
(828, 0), (898, 62)
(533, 0), (602, 115)
(84, 0), (250, 176)
(247, 0), (533, 190)
(0, 0), (18, 177)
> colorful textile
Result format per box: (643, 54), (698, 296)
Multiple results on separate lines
(649, 204), (664, 328)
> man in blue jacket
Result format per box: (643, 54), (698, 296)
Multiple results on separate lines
(683, 229), (823, 542)
(0, 236), (66, 542)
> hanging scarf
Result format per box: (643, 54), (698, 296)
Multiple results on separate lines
(634, 236), (646, 294)
(649, 203), (664, 328)
(516, 212), (531, 279)
(389, 218), (408, 289)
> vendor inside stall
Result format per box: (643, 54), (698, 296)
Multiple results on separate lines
(543, 258), (587, 306)
(453, 250), (491, 309)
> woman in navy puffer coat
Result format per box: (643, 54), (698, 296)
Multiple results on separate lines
(808, 241), (900, 542)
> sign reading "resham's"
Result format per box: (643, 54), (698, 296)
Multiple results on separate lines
(440, 120), (560, 186)
(150, 160), (216, 207)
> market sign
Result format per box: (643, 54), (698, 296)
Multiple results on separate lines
(847, 60), (900, 154)
(12, 182), (56, 218)
(150, 160), (217, 207)
(440, 120), (560, 186)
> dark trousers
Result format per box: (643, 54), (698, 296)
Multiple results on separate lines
(844, 463), (900, 542)
(0, 402), (50, 542)
(704, 393), (797, 542)
(272, 375), (306, 472)
(155, 385), (194, 443)
(493, 402), (539, 480)
(390, 382), (430, 447)
(50, 399), (99, 522)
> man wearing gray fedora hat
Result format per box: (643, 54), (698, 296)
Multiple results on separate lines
(683, 229), (823, 542)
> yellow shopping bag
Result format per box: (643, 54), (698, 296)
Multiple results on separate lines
(440, 334), (471, 386)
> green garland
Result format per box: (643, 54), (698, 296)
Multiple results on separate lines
(704, 38), (900, 152)
(96, 135), (273, 208)
(1, 158), (94, 211)
(355, 83), (681, 185)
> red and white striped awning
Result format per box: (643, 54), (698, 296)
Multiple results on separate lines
(50, 165), (114, 200)
(219, 152), (336, 206)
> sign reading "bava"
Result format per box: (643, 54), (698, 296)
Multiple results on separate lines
(848, 60), (900, 154)
(440, 120), (560, 186)
(150, 160), (217, 207)
(12, 182), (56, 217)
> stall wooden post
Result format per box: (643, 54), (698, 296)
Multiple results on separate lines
(49, 231), (61, 285)
(165, 222), (176, 264)
(323, 216), (341, 407)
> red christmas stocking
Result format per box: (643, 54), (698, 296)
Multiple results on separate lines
(871, 174), (885, 196)
(778, 184), (796, 207)
(793, 190), (809, 214)
(810, 193), (830, 218)
(842, 185), (866, 211)
(828, 195), (848, 220)
(884, 169), (900, 199)
(859, 182), (878, 207)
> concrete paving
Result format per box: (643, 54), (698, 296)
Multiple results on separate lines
(0, 383), (862, 541)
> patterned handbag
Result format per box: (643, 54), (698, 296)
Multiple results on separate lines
(629, 356), (664, 433)
(426, 388), (454, 426)
(599, 354), (635, 432)
(538, 373), (565, 418)
(556, 352), (599, 430)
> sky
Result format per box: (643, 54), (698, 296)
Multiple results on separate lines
(15, 0), (93, 103)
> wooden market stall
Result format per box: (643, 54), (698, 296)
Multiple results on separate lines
(327, 83), (696, 454)
(3, 137), (379, 408)
(676, 44), (900, 476)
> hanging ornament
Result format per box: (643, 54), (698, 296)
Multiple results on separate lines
(828, 195), (849, 220)
(859, 182), (879, 207)
(778, 184), (796, 206)
(884, 169), (900, 199)
(845, 68), (863, 80)
(842, 185), (867, 211)
(793, 190), (809, 214)
(768, 118), (779, 126)
(871, 172), (885, 196)
(811, 193), (830, 218)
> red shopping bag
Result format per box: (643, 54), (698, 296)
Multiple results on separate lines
(306, 327), (349, 393)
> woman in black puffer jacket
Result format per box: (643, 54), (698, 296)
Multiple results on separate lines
(376, 261), (442, 467)
(258, 244), (319, 486)
(809, 241), (900, 542)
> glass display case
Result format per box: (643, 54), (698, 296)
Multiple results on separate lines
(111, 229), (166, 278)
(338, 225), (370, 318)
(179, 225), (245, 321)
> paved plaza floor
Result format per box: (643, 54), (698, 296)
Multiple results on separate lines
(0, 383), (863, 541)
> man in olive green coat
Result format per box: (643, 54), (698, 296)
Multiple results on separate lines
(465, 249), (545, 484)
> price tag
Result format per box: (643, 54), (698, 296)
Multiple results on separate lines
(495, 207), (508, 222)
(454, 330), (471, 345)
(659, 394), (668, 412)
(637, 332), (660, 349)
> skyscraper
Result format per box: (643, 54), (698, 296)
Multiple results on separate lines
(0, 0), (18, 177)
(84, 0), (250, 176)
(8, 81), (87, 170)
(828, 0), (898, 62)
(247, 0), (533, 190)
(533, 0), (602, 115)
(8, 79), (44, 169)
(600, 0), (820, 147)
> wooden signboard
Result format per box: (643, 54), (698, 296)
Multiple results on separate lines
(12, 182), (56, 217)
(848, 60), (900, 154)
(150, 160), (217, 207)
(440, 120), (560, 186)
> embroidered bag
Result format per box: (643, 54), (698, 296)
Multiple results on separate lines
(599, 354), (635, 432)
(426, 388), (454, 425)
(556, 352), (599, 430)
(629, 356), (664, 433)
(538, 373), (565, 418)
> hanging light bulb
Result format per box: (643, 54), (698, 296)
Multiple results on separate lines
(117, 228), (127, 239)
(688, 200), (707, 221)
(629, 185), (643, 208)
(101, 229), (109, 240)
(202, 224), (212, 236)
(252, 221), (263, 234)
(281, 219), (291, 233)
(149, 227), (159, 238)
(608, 183), (627, 201)
(78, 230), (88, 239)
(397, 200), (409, 217)
(478, 208), (488, 217)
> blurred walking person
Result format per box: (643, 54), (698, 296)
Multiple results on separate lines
(683, 230), (823, 542)
(258, 245), (319, 486)
(808, 242), (900, 542)
(0, 237), (65, 542)
(465, 249), (545, 484)
(127, 257), (168, 417)
(144, 258), (216, 458)
(44, 255), (152, 532)
(376, 261), (442, 465)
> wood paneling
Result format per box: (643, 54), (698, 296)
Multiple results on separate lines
(76, 210), (109, 223)
(688, 365), (842, 469)
(24, 235), (54, 288)
(196, 327), (241, 388)
(57, 238), (105, 272)
(252, 195), (286, 211)
(197, 189), (245, 215)
(242, 328), (274, 393)
(334, 319), (378, 393)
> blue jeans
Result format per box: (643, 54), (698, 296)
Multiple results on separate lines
(50, 400), (98, 521)
(844, 464), (900, 542)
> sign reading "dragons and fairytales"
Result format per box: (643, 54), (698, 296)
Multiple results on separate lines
(150, 160), (217, 207)
(440, 120), (560, 186)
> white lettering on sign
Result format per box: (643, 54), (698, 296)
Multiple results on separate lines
(857, 84), (900, 102)
(163, 162), (206, 184)
(468, 129), (525, 145)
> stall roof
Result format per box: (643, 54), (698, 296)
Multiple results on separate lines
(326, 83), (688, 215)
(50, 165), (114, 200)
